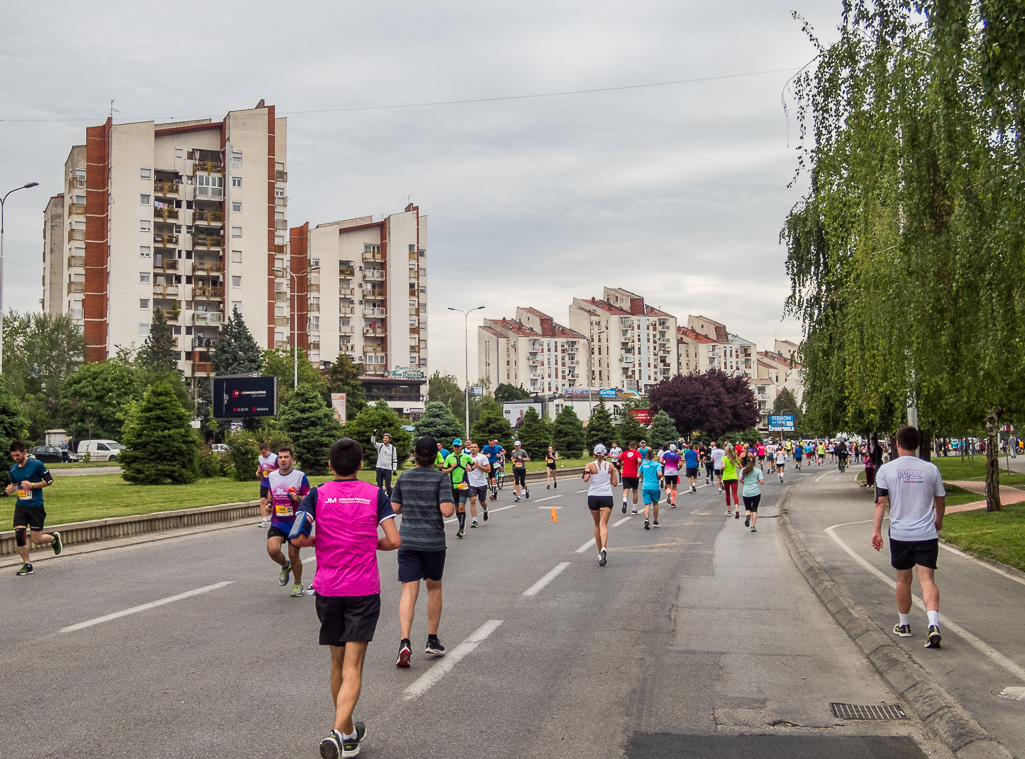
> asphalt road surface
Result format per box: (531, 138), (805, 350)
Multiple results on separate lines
(2, 472), (951, 759)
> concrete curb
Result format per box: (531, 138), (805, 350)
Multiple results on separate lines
(776, 488), (1014, 759)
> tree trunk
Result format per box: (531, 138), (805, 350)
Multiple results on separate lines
(985, 407), (1002, 512)
(919, 430), (932, 462)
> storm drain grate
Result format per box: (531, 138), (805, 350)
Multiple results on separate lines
(830, 703), (908, 720)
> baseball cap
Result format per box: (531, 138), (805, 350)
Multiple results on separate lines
(669, 444), (677, 451)
(452, 438), (463, 446)
(414, 436), (438, 458)
(640, 440), (646, 444)
(593, 444), (607, 455)
(514, 440), (521, 446)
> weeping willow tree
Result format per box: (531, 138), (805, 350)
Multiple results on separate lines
(784, 0), (1025, 510)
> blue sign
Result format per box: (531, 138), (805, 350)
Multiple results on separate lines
(768, 414), (795, 431)
(599, 388), (617, 398)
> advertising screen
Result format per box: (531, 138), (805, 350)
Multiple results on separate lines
(211, 375), (278, 418)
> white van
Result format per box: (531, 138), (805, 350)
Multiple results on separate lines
(76, 439), (124, 462)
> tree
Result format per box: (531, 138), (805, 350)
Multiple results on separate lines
(772, 389), (804, 438)
(263, 348), (328, 406)
(138, 309), (179, 373)
(647, 410), (680, 449)
(516, 407), (550, 459)
(59, 358), (144, 442)
(648, 370), (758, 440)
(470, 399), (513, 451)
(617, 413), (647, 448)
(494, 383), (530, 403)
(21, 393), (53, 444)
(415, 401), (463, 444)
(551, 406), (586, 457)
(120, 381), (197, 484)
(1, 310), (85, 416)
(212, 306), (264, 375)
(427, 371), (490, 433)
(346, 400), (414, 469)
(586, 399), (618, 450)
(280, 384), (339, 476)
(0, 376), (27, 467)
(326, 353), (367, 419)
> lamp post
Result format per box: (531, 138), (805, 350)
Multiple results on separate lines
(0, 181), (40, 374)
(448, 305), (485, 439)
(273, 265), (320, 388)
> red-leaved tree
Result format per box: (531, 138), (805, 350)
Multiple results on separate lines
(648, 369), (760, 439)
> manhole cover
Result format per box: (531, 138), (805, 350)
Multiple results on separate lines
(830, 703), (908, 720)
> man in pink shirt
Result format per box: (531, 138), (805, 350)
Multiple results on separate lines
(292, 438), (401, 759)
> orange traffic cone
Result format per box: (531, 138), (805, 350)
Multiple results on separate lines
(550, 506), (558, 522)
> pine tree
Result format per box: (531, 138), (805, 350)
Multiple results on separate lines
(0, 376), (27, 467)
(346, 400), (414, 469)
(280, 384), (339, 476)
(139, 309), (179, 373)
(551, 406), (586, 457)
(415, 401), (463, 444)
(647, 410), (680, 449)
(516, 407), (551, 460)
(617, 413), (647, 449)
(327, 353), (367, 419)
(212, 306), (264, 376)
(586, 398), (618, 450)
(120, 381), (198, 484)
(470, 400), (513, 451)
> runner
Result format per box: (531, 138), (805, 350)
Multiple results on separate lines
(583, 444), (618, 566)
(466, 441), (491, 527)
(805, 441), (815, 466)
(289, 437), (401, 759)
(637, 440), (650, 461)
(721, 445), (741, 519)
(266, 447), (310, 597)
(700, 442), (713, 485)
(619, 440), (642, 514)
(784, 439), (793, 460)
(609, 442), (623, 474)
(370, 430), (398, 498)
(389, 436), (455, 669)
(256, 443), (279, 529)
(756, 441), (766, 468)
(442, 439), (474, 538)
(836, 438), (849, 473)
(828, 440), (836, 463)
(510, 440), (530, 502)
(684, 442), (700, 494)
(640, 449), (663, 530)
(7, 440), (60, 576)
(710, 441), (726, 493)
(545, 446), (559, 489)
(660, 444), (682, 507)
(817, 440), (827, 466)
(774, 445), (786, 483)
(793, 441), (804, 471)
(871, 426), (946, 648)
(481, 438), (504, 500)
(740, 452), (764, 532)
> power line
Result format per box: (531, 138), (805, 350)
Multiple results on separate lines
(0, 66), (799, 124)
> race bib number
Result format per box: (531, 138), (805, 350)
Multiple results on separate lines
(275, 503), (294, 517)
(17, 489), (29, 499)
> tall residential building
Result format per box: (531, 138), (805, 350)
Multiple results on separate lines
(676, 325), (717, 374)
(44, 101), (287, 378)
(478, 307), (587, 395)
(290, 205), (428, 416)
(568, 287), (677, 393)
(41, 193), (65, 315)
(686, 315), (755, 378)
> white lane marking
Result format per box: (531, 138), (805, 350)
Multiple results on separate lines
(575, 538), (597, 553)
(444, 502), (518, 523)
(612, 516), (632, 527)
(61, 581), (234, 633)
(533, 495), (563, 503)
(576, 489), (589, 493)
(522, 562), (572, 597)
(825, 522), (1025, 683)
(939, 542), (1025, 587)
(815, 471), (832, 482)
(538, 506), (563, 510)
(403, 619), (503, 700)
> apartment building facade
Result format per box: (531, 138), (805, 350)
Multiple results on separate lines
(43, 101), (287, 379)
(478, 307), (587, 395)
(41, 193), (65, 315)
(686, 315), (755, 378)
(568, 288), (677, 393)
(676, 325), (717, 375)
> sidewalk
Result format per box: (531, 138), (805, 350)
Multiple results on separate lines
(786, 467), (1025, 759)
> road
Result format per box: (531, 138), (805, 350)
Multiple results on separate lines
(1, 473), (952, 759)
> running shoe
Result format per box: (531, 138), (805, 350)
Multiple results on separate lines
(15, 563), (33, 576)
(745, 515), (751, 527)
(652, 520), (659, 528)
(671, 502), (677, 509)
(515, 496), (521, 503)
(750, 526), (757, 532)
(470, 519), (478, 528)
(735, 511), (740, 519)
(631, 508), (638, 514)
(426, 636), (446, 656)
(622, 502), (627, 513)
(482, 507), (488, 522)
(598, 548), (607, 567)
(278, 560), (292, 586)
(925, 625), (942, 648)
(320, 729), (343, 759)
(342, 722), (366, 757)
(396, 639), (412, 668)
(457, 527), (464, 538)
(554, 482), (557, 489)
(258, 518), (269, 528)
(51, 531), (62, 556)
(291, 582), (304, 597)
(525, 489), (530, 499)
(644, 519), (650, 530)
(893, 623), (913, 638)
(725, 509), (732, 516)
(547, 484), (550, 489)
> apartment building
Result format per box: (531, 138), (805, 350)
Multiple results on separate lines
(44, 100), (287, 378)
(676, 325), (717, 375)
(568, 288), (678, 393)
(41, 194), (65, 315)
(686, 315), (755, 378)
(290, 205), (428, 415)
(478, 307), (587, 395)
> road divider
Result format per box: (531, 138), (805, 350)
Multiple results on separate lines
(403, 619), (503, 700)
(522, 562), (571, 597)
(61, 581), (234, 633)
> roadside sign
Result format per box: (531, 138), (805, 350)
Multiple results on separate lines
(768, 414), (795, 431)
(469, 386), (484, 397)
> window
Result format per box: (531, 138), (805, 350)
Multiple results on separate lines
(275, 305), (285, 317)
(231, 176), (242, 188)
(232, 276), (242, 288)
(310, 315), (320, 331)
(140, 168), (151, 180)
(274, 185), (285, 198)
(231, 150), (242, 167)
(140, 272), (150, 284)
(140, 219), (151, 232)
(75, 194), (86, 204)
(195, 174), (224, 198)
(231, 250), (242, 263)
(311, 258), (320, 267)
(175, 148), (183, 159)
(231, 226), (242, 238)
(140, 246), (151, 258)
(139, 324), (150, 337)
(140, 299), (150, 309)
(140, 194), (151, 205)
(275, 234), (285, 244)
(232, 201), (242, 213)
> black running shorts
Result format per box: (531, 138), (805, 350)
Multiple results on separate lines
(514, 468), (526, 486)
(622, 476), (639, 490)
(664, 475), (679, 485)
(587, 496), (614, 511)
(316, 593), (382, 645)
(685, 467), (699, 478)
(397, 548), (446, 583)
(260, 485), (270, 499)
(13, 504), (46, 531)
(889, 536), (939, 571)
(468, 485), (489, 501)
(267, 525), (290, 541)
(742, 494), (761, 511)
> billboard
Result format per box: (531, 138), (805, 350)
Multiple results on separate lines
(503, 401), (543, 428)
(768, 414), (795, 431)
(211, 375), (278, 418)
(330, 393), (347, 425)
(628, 408), (655, 426)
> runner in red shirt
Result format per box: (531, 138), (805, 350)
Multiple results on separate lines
(619, 440), (642, 514)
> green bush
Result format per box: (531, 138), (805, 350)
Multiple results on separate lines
(280, 384), (339, 476)
(346, 400), (413, 469)
(551, 406), (586, 458)
(120, 381), (198, 485)
(226, 430), (261, 483)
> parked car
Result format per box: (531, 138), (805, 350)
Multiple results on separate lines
(76, 439), (124, 462)
(30, 445), (77, 464)
(210, 444), (229, 454)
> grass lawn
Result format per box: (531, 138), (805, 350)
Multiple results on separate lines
(933, 456), (1022, 483)
(48, 460), (122, 469)
(941, 501), (1025, 573)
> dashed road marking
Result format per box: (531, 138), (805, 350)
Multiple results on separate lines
(403, 620), (504, 700)
(61, 581), (234, 633)
(522, 562), (572, 597)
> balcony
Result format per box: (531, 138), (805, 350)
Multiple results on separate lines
(364, 289), (385, 300)
(152, 207), (180, 221)
(274, 292), (288, 302)
(274, 340), (289, 350)
(620, 355), (635, 365)
(339, 306), (355, 315)
(68, 203), (86, 216)
(363, 327), (385, 337)
(153, 233), (179, 246)
(363, 307), (386, 317)
(275, 196), (287, 208)
(153, 284), (179, 297)
(192, 361), (213, 375)
(339, 266), (355, 277)
(69, 176), (86, 189)
(193, 210), (223, 224)
(362, 364), (387, 376)
(69, 308), (84, 320)
(68, 229), (85, 242)
(193, 285), (224, 298)
(193, 159), (224, 174)
(338, 325), (355, 335)
(192, 312), (224, 325)
(308, 283), (320, 294)
(193, 260), (224, 274)
(274, 219), (288, 230)
(274, 244), (287, 255)
(67, 255), (85, 269)
(340, 288), (355, 298)
(274, 316), (289, 327)
(308, 302), (320, 313)
(67, 282), (85, 294)
(275, 170), (287, 182)
(192, 235), (223, 249)
(364, 270), (385, 282)
(165, 309), (181, 322)
(362, 250), (384, 263)
(155, 259), (179, 272)
(154, 181), (180, 196)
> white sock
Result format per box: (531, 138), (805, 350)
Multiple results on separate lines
(927, 610), (940, 627)
(898, 612), (911, 626)
(342, 728), (357, 741)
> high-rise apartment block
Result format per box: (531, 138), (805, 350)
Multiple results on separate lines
(44, 101), (288, 376)
(478, 308), (587, 395)
(686, 315), (755, 378)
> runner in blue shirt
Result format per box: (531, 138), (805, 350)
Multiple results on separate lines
(7, 440), (61, 576)
(481, 438), (505, 500)
(683, 443), (700, 494)
(639, 449), (663, 530)
(793, 441), (804, 471)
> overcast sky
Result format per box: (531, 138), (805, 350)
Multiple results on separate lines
(0, 0), (842, 386)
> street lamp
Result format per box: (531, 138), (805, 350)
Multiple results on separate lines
(273, 265), (320, 388)
(0, 181), (40, 374)
(448, 305), (485, 439)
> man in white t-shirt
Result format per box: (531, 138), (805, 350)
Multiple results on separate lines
(710, 442), (726, 493)
(466, 442), (491, 529)
(872, 426), (946, 649)
(609, 444), (623, 472)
